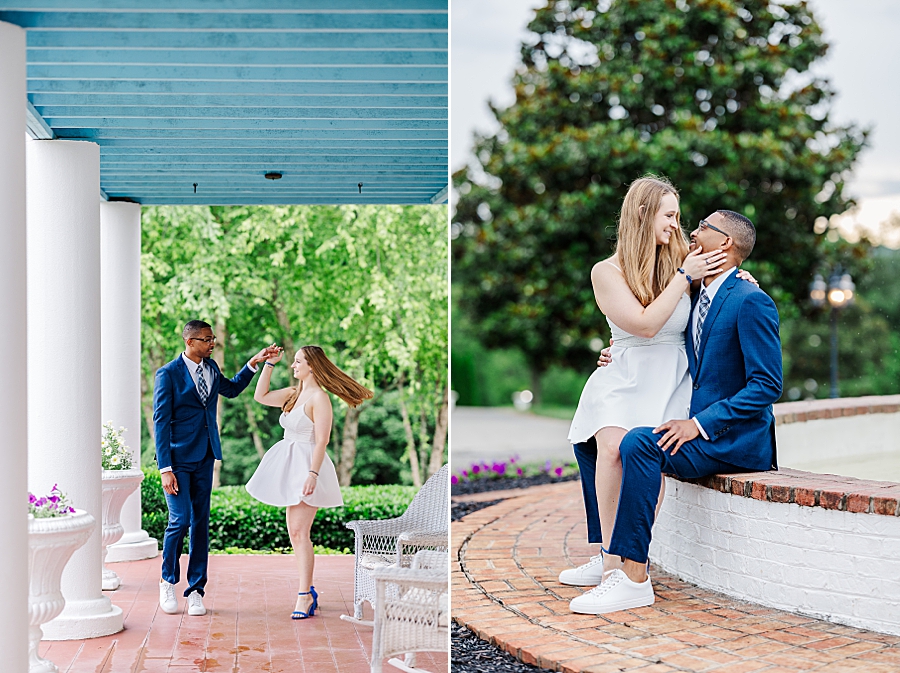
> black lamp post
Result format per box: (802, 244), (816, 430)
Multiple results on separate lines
(809, 269), (855, 398)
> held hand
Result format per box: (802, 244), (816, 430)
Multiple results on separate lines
(652, 419), (700, 455)
(251, 343), (282, 367)
(681, 247), (728, 281)
(265, 344), (285, 364)
(736, 268), (760, 287)
(161, 471), (179, 496)
(302, 475), (317, 496)
(596, 340), (614, 367)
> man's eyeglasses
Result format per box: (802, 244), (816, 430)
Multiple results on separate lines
(699, 219), (730, 237)
(190, 336), (217, 344)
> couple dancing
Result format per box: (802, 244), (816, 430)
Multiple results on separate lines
(560, 175), (782, 614)
(153, 321), (371, 620)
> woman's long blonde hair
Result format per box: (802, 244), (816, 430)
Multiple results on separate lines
(283, 346), (374, 412)
(615, 175), (690, 306)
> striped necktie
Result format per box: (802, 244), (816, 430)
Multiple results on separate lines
(196, 363), (209, 405)
(694, 289), (710, 359)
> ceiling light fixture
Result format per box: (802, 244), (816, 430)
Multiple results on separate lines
(265, 172), (283, 180)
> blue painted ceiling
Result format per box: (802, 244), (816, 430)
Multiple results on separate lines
(0, 1), (448, 205)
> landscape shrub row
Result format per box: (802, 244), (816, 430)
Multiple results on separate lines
(141, 468), (416, 552)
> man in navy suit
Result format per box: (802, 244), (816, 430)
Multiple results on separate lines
(570, 210), (782, 614)
(154, 320), (278, 616)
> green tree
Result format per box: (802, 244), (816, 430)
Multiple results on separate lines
(140, 205), (448, 486)
(452, 0), (867, 400)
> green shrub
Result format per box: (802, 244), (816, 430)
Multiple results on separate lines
(141, 467), (416, 552)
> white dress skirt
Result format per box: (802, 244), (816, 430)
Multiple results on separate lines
(568, 292), (693, 443)
(245, 402), (344, 508)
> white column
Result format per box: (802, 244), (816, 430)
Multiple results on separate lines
(101, 201), (159, 563)
(27, 139), (123, 639)
(0, 20), (30, 672)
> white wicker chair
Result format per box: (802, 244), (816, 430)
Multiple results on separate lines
(370, 551), (449, 673)
(342, 464), (448, 624)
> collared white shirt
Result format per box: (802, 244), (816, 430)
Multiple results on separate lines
(691, 266), (737, 440)
(691, 265), (737, 341)
(181, 353), (213, 393)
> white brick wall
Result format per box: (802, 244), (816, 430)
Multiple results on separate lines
(649, 478), (900, 635)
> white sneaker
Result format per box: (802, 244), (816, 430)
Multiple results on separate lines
(569, 568), (654, 614)
(187, 591), (207, 616)
(558, 554), (608, 586)
(159, 579), (178, 614)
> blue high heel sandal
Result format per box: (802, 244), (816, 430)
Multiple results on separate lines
(292, 590), (316, 620)
(310, 585), (318, 612)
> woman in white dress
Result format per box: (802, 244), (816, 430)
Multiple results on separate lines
(563, 175), (755, 585)
(247, 345), (373, 619)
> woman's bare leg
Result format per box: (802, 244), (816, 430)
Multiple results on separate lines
(286, 502), (318, 614)
(594, 427), (627, 573)
(595, 427), (666, 574)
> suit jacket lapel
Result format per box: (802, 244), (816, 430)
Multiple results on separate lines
(696, 273), (739, 369)
(178, 356), (205, 404)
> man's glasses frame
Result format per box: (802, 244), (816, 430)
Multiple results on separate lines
(189, 336), (217, 344)
(698, 219), (730, 237)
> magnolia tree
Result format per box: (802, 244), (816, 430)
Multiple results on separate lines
(453, 0), (867, 401)
(141, 205), (447, 487)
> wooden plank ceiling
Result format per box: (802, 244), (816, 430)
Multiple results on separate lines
(0, 0), (448, 205)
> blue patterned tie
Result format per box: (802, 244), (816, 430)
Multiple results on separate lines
(694, 289), (710, 359)
(196, 363), (209, 405)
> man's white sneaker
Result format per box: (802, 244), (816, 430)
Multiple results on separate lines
(187, 591), (207, 616)
(159, 579), (178, 614)
(569, 568), (654, 614)
(558, 554), (608, 586)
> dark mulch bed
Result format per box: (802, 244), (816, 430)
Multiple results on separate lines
(451, 499), (504, 522)
(452, 471), (580, 672)
(452, 621), (550, 673)
(451, 471), (580, 497)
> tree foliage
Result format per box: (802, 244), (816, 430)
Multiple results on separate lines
(452, 0), (868, 391)
(140, 205), (447, 486)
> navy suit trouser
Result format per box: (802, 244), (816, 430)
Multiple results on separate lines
(572, 438), (603, 544)
(161, 450), (215, 597)
(607, 426), (744, 564)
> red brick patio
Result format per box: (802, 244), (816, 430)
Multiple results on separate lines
(38, 554), (448, 673)
(453, 481), (900, 673)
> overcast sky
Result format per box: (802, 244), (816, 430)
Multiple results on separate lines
(450, 0), (900, 236)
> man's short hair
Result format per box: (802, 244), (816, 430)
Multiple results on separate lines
(182, 320), (212, 341)
(717, 210), (756, 260)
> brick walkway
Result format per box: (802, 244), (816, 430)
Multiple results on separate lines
(39, 554), (448, 673)
(453, 481), (900, 673)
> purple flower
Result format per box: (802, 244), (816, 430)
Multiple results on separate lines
(516, 467), (523, 476)
(451, 475), (459, 485)
(471, 465), (480, 474)
(28, 493), (36, 504)
(493, 462), (506, 476)
(543, 460), (552, 473)
(49, 495), (59, 503)
(554, 466), (564, 477)
(462, 469), (469, 478)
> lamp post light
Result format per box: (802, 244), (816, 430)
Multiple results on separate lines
(809, 269), (855, 398)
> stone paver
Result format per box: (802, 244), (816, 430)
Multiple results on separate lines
(39, 554), (448, 673)
(453, 481), (900, 673)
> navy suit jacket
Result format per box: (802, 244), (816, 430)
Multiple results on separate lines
(153, 356), (256, 470)
(686, 272), (782, 471)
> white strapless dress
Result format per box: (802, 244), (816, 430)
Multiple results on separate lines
(568, 293), (693, 443)
(245, 402), (343, 508)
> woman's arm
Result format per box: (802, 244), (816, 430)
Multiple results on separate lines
(303, 391), (334, 495)
(253, 359), (294, 407)
(594, 248), (725, 338)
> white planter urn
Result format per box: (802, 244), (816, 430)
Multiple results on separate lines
(100, 468), (144, 590)
(28, 510), (95, 673)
